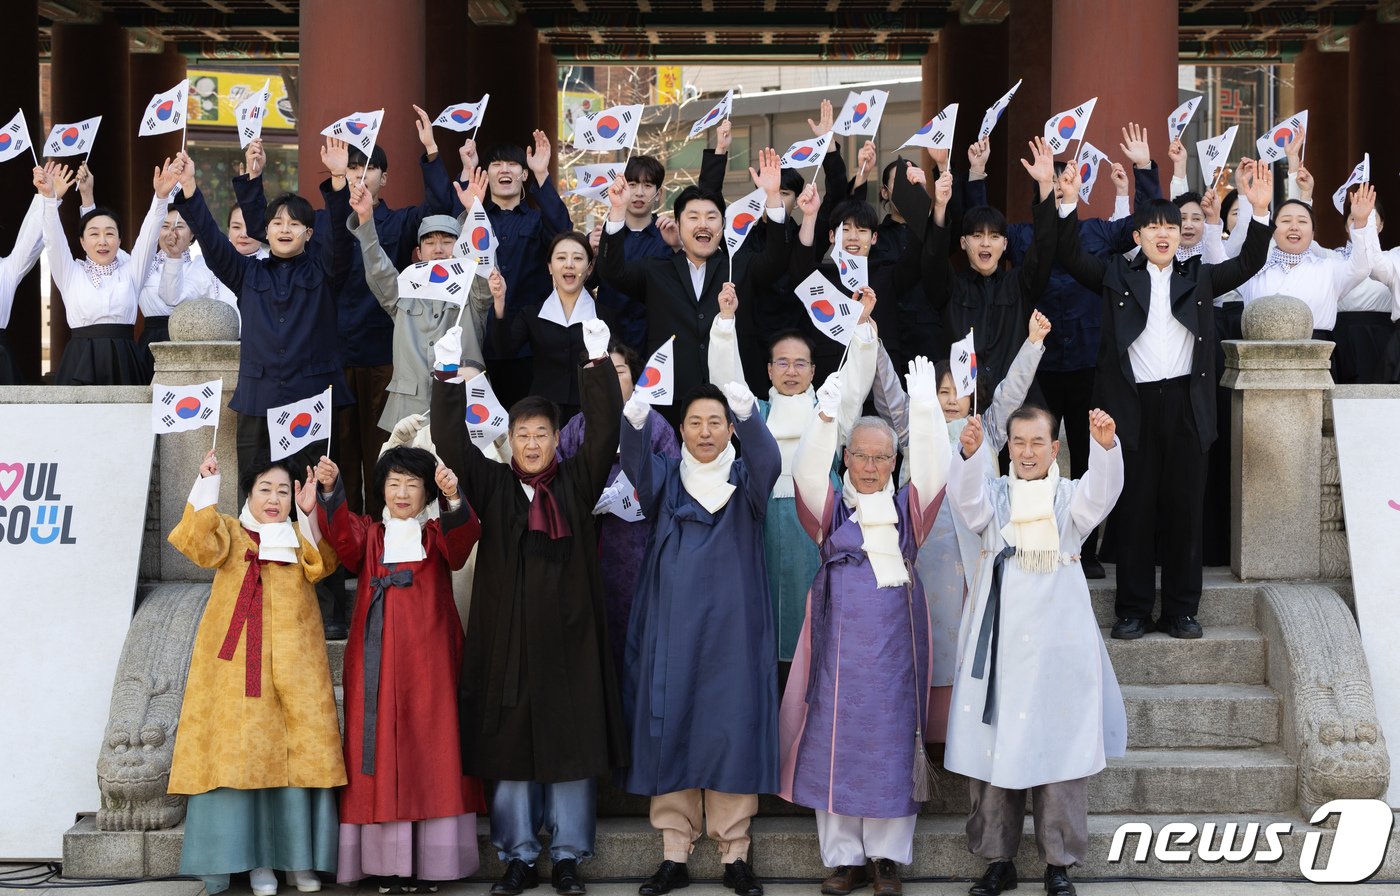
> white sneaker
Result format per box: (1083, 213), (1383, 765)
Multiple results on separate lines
(290, 869), (322, 892)
(250, 866), (279, 896)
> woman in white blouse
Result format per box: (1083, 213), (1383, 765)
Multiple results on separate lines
(0, 166), (48, 384)
(39, 156), (183, 385)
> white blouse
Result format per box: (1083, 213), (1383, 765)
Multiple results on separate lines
(0, 194), (46, 329)
(44, 192), (170, 328)
(138, 253), (223, 317)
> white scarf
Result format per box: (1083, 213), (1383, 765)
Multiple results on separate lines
(841, 471), (907, 588)
(238, 502), (300, 563)
(766, 387), (816, 499)
(1000, 461), (1062, 573)
(680, 442), (736, 513)
(537, 288), (597, 328)
(381, 504), (432, 563)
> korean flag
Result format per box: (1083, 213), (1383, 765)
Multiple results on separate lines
(266, 387), (332, 461)
(1196, 125), (1238, 189)
(1043, 97), (1097, 155)
(572, 104), (643, 151)
(724, 187), (767, 260)
(0, 110), (32, 164)
(687, 90), (733, 140)
(634, 336), (676, 406)
(569, 163), (623, 201)
(1255, 110), (1308, 165)
(397, 258), (479, 306)
(833, 88), (889, 137)
(433, 95), (490, 133)
(454, 197), (498, 277)
(463, 369), (510, 453)
(1167, 96), (1202, 142)
(900, 103), (958, 152)
(138, 80), (188, 137)
(44, 116), (101, 158)
(796, 270), (861, 345)
(780, 131), (833, 170)
(830, 224), (869, 292)
(234, 80), (271, 148)
(1075, 141), (1109, 203)
(320, 109), (385, 156)
(152, 379), (222, 434)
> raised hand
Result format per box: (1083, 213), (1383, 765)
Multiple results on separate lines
(750, 146), (782, 202)
(856, 140), (877, 183)
(1201, 187), (1221, 225)
(1350, 182), (1377, 231)
(322, 136), (349, 179)
(1241, 158), (1273, 210)
(1089, 408), (1116, 450)
(1109, 162), (1129, 196)
(434, 325), (464, 370)
(199, 448), (219, 479)
(435, 463), (459, 499)
(1233, 158), (1254, 197)
(177, 150), (197, 197)
(715, 118), (732, 155)
(856, 285), (877, 327)
(906, 164), (929, 190)
(717, 281), (738, 319)
(453, 166), (490, 210)
(932, 169), (953, 208)
(488, 269), (507, 314)
(588, 221), (603, 254)
(31, 165), (52, 197)
(295, 469), (318, 516)
(1119, 122), (1151, 169)
(968, 138), (991, 177)
(1283, 124), (1306, 168)
(1063, 158), (1085, 205)
(349, 182), (374, 224)
(314, 455), (339, 493)
(807, 98), (834, 137)
(960, 414), (985, 458)
(721, 381), (757, 419)
(657, 214), (680, 248)
(153, 155), (183, 197)
(623, 392), (651, 429)
(1020, 136), (1056, 195)
(526, 128), (552, 182)
(1295, 165), (1314, 201)
(77, 162), (95, 205)
(582, 319), (611, 360)
(815, 372), (842, 421)
(906, 355), (938, 404)
(796, 182), (820, 217)
(412, 104), (438, 156)
(928, 146), (950, 173)
(1028, 309), (1052, 344)
(459, 138), (479, 176)
(390, 413), (428, 447)
(245, 137), (265, 179)
(1168, 138), (1187, 176)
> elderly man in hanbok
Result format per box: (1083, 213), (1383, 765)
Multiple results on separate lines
(776, 356), (949, 896)
(945, 406), (1126, 896)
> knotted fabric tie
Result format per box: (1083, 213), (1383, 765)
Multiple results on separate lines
(362, 566), (414, 775)
(218, 534), (287, 697)
(971, 546), (1017, 725)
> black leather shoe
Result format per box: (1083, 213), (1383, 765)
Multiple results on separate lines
(968, 860), (1017, 896)
(639, 861), (689, 896)
(492, 859), (539, 896)
(723, 858), (763, 896)
(1159, 614), (1203, 639)
(1043, 865), (1075, 895)
(1080, 557), (1106, 579)
(1110, 617), (1150, 640)
(552, 859), (585, 896)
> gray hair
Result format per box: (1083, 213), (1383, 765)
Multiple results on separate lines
(848, 415), (897, 455)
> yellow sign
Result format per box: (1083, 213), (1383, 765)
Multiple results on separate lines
(185, 69), (296, 130)
(656, 66), (682, 106)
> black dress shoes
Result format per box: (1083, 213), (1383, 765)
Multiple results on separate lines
(1110, 617), (1151, 640)
(723, 858), (764, 896)
(551, 858), (586, 895)
(1159, 614), (1203, 639)
(492, 859), (540, 896)
(639, 860), (689, 896)
(968, 859), (1017, 895)
(1043, 864), (1076, 895)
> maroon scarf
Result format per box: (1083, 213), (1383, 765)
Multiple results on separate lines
(511, 455), (571, 540)
(218, 530), (288, 698)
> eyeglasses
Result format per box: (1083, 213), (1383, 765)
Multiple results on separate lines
(769, 359), (812, 372)
(848, 451), (895, 467)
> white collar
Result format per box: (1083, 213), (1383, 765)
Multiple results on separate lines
(381, 504), (432, 563)
(680, 442), (736, 513)
(238, 502), (300, 563)
(840, 471), (907, 587)
(537, 289), (596, 328)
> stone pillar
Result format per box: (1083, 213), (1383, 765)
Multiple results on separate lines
(1050, 0), (1176, 219)
(464, 21), (540, 151)
(1222, 295), (1334, 580)
(937, 17), (1009, 211)
(49, 16), (132, 376)
(1, 0), (41, 381)
(1005, 0), (1053, 224)
(297, 0), (426, 207)
(1294, 41), (1350, 248)
(1348, 13), (1400, 236)
(150, 300), (241, 583)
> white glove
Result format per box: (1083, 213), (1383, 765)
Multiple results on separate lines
(583, 319), (611, 360)
(623, 393), (651, 430)
(591, 482), (621, 515)
(721, 381), (757, 420)
(434, 326), (463, 370)
(390, 413), (428, 447)
(906, 355), (938, 405)
(816, 372), (843, 420)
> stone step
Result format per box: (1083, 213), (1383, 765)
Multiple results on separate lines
(1121, 683), (1280, 748)
(1104, 625), (1267, 685)
(1087, 578), (1259, 627)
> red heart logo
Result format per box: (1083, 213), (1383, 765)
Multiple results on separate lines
(0, 463), (21, 501)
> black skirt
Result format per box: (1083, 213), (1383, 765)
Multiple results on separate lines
(1331, 311), (1393, 384)
(0, 329), (17, 385)
(137, 315), (170, 383)
(53, 324), (149, 386)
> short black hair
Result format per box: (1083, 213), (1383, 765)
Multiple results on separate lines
(1006, 404), (1059, 440)
(680, 382), (731, 421)
(933, 358), (990, 413)
(347, 144), (388, 173)
(831, 199), (879, 233)
(548, 230), (594, 264)
(1220, 190), (1240, 233)
(767, 328), (815, 360)
(780, 168), (805, 195)
(508, 395), (560, 433)
(963, 205), (1008, 238)
(238, 456), (298, 503)
(226, 203), (245, 229)
(624, 154), (665, 187)
(484, 143), (527, 168)
(373, 446), (440, 504)
(79, 206), (121, 234)
(673, 185), (726, 219)
(1173, 191), (1204, 210)
(881, 157), (906, 189)
(608, 340), (641, 380)
(1132, 198), (1182, 231)
(266, 193), (316, 229)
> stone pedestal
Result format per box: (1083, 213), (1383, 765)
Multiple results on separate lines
(1222, 295), (1334, 580)
(150, 300), (240, 583)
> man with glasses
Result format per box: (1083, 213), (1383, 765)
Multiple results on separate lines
(707, 283), (877, 688)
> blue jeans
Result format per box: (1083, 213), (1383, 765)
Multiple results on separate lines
(490, 778), (597, 863)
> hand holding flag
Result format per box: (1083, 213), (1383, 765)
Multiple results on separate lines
(234, 80), (271, 148)
(1332, 153), (1371, 215)
(1255, 111), (1308, 165)
(687, 90), (733, 140)
(1168, 96), (1202, 141)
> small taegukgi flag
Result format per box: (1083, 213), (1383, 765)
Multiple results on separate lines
(397, 257), (479, 305)
(234, 80), (271, 148)
(901, 103), (958, 152)
(1255, 110), (1308, 165)
(830, 224), (869, 292)
(1196, 125), (1238, 189)
(572, 104), (644, 151)
(0, 110), (32, 164)
(634, 336), (676, 406)
(597, 469), (645, 522)
(1075, 141), (1109, 203)
(1332, 153), (1371, 215)
(463, 369), (509, 452)
(833, 88), (889, 137)
(138, 80), (188, 137)
(796, 270), (861, 345)
(454, 197), (497, 278)
(44, 116), (101, 157)
(569, 163), (623, 201)
(1043, 97), (1097, 155)
(950, 329), (977, 399)
(1167, 96), (1203, 142)
(152, 379), (222, 433)
(320, 109), (384, 156)
(724, 187), (767, 260)
(979, 79), (1022, 141)
(687, 90), (733, 140)
(267, 387), (331, 461)
(433, 95), (490, 133)
(780, 131), (834, 170)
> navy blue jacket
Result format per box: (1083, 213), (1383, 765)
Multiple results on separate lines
(235, 153), (457, 368)
(965, 162), (1162, 372)
(178, 180), (354, 416)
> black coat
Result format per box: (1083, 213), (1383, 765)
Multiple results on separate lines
(489, 297), (620, 410)
(1055, 210), (1272, 452)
